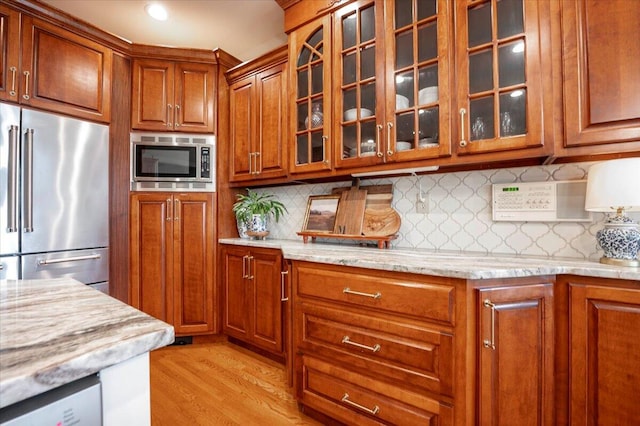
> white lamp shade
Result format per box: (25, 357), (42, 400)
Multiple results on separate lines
(585, 158), (640, 212)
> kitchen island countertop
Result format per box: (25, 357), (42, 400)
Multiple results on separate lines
(0, 278), (174, 409)
(219, 238), (640, 281)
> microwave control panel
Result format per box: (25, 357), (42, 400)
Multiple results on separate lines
(492, 180), (592, 222)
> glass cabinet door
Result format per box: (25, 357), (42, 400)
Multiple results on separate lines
(290, 16), (332, 173)
(333, 0), (385, 167)
(384, 0), (451, 162)
(456, 0), (543, 155)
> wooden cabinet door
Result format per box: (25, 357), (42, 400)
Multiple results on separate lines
(477, 282), (554, 425)
(454, 0), (547, 157)
(172, 193), (214, 335)
(255, 63), (287, 179)
(222, 246), (250, 339)
(20, 15), (112, 122)
(250, 249), (283, 354)
(229, 75), (256, 181)
(289, 15), (333, 174)
(130, 193), (174, 324)
(561, 0), (640, 153)
(174, 62), (215, 133)
(132, 59), (174, 131)
(0, 4), (20, 103)
(569, 280), (640, 424)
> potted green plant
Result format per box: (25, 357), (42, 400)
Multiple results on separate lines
(232, 189), (287, 239)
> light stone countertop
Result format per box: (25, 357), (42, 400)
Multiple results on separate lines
(0, 278), (175, 409)
(219, 238), (640, 281)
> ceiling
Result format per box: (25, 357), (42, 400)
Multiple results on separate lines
(39, 0), (288, 62)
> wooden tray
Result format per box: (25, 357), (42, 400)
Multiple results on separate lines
(297, 231), (397, 249)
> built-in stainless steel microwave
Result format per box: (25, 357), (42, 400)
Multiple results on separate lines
(130, 133), (215, 192)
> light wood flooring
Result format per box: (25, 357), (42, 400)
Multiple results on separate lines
(149, 339), (322, 425)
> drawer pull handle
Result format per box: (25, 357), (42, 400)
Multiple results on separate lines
(342, 336), (380, 353)
(38, 254), (100, 265)
(280, 270), (289, 302)
(341, 393), (380, 416)
(343, 287), (381, 299)
(483, 299), (496, 350)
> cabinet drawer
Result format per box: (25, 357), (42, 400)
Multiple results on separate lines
(295, 263), (455, 324)
(300, 355), (453, 425)
(299, 302), (453, 396)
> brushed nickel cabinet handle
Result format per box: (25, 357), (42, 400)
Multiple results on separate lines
(166, 199), (172, 221)
(247, 152), (253, 175)
(280, 271), (289, 302)
(242, 255), (248, 278)
(376, 123), (383, 158)
(9, 66), (17, 96)
(483, 299), (496, 350)
(175, 104), (180, 127)
(174, 199), (179, 221)
(341, 393), (380, 415)
(167, 104), (172, 127)
(343, 287), (381, 299)
(255, 151), (261, 175)
(22, 71), (30, 100)
(246, 255), (254, 279)
(386, 122), (394, 156)
(322, 135), (329, 164)
(459, 108), (468, 147)
(342, 336), (380, 352)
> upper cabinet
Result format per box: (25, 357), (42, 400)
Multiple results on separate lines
(289, 15), (333, 174)
(0, 6), (112, 122)
(454, 0), (549, 157)
(132, 59), (215, 133)
(285, 0), (554, 178)
(227, 46), (288, 182)
(560, 0), (640, 155)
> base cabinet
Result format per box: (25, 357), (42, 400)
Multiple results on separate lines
(562, 276), (640, 425)
(477, 283), (554, 425)
(222, 245), (285, 356)
(130, 192), (215, 335)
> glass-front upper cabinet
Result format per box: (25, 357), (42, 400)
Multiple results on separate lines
(289, 16), (332, 174)
(384, 0), (452, 162)
(333, 0), (385, 168)
(455, 0), (543, 155)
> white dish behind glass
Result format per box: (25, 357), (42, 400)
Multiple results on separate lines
(344, 108), (373, 121)
(418, 86), (438, 105)
(396, 141), (412, 151)
(395, 95), (409, 109)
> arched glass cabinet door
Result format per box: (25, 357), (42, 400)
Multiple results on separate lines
(290, 16), (332, 173)
(455, 0), (543, 155)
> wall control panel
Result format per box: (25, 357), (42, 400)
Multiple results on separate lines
(492, 180), (592, 222)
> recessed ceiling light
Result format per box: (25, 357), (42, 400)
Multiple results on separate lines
(145, 3), (168, 21)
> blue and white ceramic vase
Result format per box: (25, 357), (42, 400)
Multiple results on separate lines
(250, 214), (269, 234)
(236, 217), (250, 239)
(596, 214), (640, 267)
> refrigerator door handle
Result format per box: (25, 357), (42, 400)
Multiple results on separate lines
(7, 125), (19, 232)
(23, 128), (34, 233)
(37, 254), (101, 265)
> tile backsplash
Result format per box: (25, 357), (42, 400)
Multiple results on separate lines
(251, 162), (639, 261)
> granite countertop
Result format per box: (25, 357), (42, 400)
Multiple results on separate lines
(0, 278), (175, 409)
(219, 238), (640, 281)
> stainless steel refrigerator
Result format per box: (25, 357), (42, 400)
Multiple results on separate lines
(0, 102), (109, 292)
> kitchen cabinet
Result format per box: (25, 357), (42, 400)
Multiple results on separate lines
(131, 59), (215, 133)
(0, 6), (112, 122)
(130, 192), (215, 336)
(289, 14), (333, 174)
(227, 46), (288, 182)
(292, 261), (455, 424)
(559, 275), (640, 425)
(222, 245), (285, 356)
(477, 282), (554, 425)
(559, 0), (640, 155)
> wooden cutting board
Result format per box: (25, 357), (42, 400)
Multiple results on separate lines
(332, 184), (393, 210)
(333, 187), (367, 235)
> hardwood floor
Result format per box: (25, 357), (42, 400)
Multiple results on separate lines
(149, 339), (322, 425)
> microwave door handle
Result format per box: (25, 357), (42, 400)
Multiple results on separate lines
(7, 125), (19, 232)
(23, 129), (34, 233)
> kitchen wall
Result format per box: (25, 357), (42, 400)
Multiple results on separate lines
(254, 161), (639, 261)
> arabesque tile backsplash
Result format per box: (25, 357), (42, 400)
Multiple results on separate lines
(251, 161), (639, 261)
